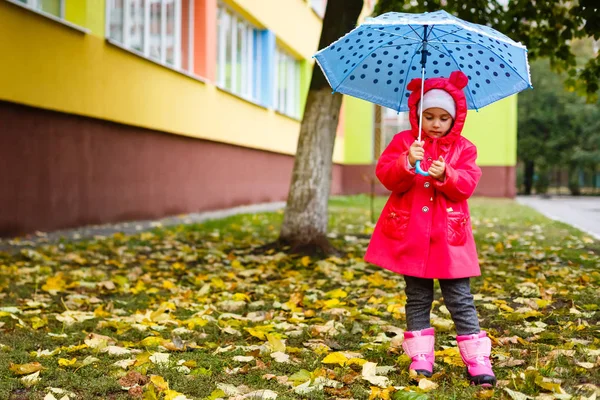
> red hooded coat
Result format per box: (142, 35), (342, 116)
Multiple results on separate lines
(364, 71), (482, 279)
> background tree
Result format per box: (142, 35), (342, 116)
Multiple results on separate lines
(375, 1), (599, 196)
(374, 0), (600, 101)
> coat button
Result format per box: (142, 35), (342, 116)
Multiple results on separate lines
(424, 182), (430, 188)
(422, 206), (429, 213)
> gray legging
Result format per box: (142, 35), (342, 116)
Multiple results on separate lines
(403, 275), (480, 336)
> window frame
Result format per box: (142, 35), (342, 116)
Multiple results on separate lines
(4, 0), (89, 33)
(274, 45), (301, 119)
(106, 0), (193, 74)
(216, 2), (262, 104)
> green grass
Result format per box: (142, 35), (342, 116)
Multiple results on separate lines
(0, 195), (598, 400)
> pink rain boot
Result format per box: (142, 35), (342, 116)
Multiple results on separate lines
(402, 327), (435, 377)
(457, 331), (496, 387)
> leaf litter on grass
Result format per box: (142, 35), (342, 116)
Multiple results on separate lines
(0, 196), (598, 399)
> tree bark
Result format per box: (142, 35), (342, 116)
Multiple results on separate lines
(278, 0), (364, 255)
(568, 162), (581, 196)
(524, 160), (534, 195)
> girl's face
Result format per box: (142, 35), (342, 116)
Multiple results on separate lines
(422, 108), (453, 138)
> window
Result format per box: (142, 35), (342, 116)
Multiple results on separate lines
(15, 0), (64, 18)
(310, 0), (326, 18)
(107, 0), (194, 72)
(217, 3), (261, 102)
(274, 46), (301, 119)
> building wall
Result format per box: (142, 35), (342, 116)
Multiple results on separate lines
(0, 100), (347, 237)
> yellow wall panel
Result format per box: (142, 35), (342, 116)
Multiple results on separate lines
(0, 4), (303, 156)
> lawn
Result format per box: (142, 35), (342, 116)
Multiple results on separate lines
(0, 196), (598, 400)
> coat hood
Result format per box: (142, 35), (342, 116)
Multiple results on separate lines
(406, 71), (469, 145)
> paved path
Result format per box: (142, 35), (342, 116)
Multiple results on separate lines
(516, 196), (600, 239)
(0, 202), (286, 253)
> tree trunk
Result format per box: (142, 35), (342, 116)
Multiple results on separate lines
(278, 0), (364, 255)
(280, 88), (342, 253)
(524, 160), (534, 195)
(568, 162), (581, 196)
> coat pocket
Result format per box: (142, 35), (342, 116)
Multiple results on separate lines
(382, 208), (411, 240)
(448, 211), (469, 246)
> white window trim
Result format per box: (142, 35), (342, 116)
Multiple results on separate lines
(106, 0), (198, 78)
(274, 46), (301, 119)
(216, 1), (261, 104)
(5, 0), (89, 33)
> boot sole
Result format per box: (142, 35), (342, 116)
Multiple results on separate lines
(466, 368), (496, 386)
(413, 369), (432, 378)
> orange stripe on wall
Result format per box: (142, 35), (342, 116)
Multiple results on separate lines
(181, 0), (190, 71)
(195, 0), (217, 80)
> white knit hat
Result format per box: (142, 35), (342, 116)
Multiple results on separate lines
(419, 89), (456, 119)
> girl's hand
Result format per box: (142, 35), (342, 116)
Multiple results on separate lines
(428, 156), (446, 181)
(408, 141), (424, 167)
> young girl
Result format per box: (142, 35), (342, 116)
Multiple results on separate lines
(364, 71), (496, 387)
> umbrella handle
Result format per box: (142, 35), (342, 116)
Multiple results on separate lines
(415, 160), (429, 176)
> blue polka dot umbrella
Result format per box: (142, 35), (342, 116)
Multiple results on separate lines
(315, 9), (531, 112)
(314, 10), (531, 175)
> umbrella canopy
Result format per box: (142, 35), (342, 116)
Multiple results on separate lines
(314, 10), (531, 113)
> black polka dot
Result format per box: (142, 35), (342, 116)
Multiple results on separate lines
(350, 75), (355, 80)
(489, 57), (495, 62)
(377, 60), (383, 65)
(394, 55), (399, 59)
(362, 64), (368, 69)
(475, 83), (480, 88)
(434, 69), (439, 74)
(472, 90), (476, 94)
(371, 53), (377, 58)
(394, 87), (399, 92)
(373, 79), (378, 83)
(405, 93), (410, 98)
(411, 66), (417, 70)
(500, 63), (505, 68)
(493, 72), (498, 76)
(360, 74), (365, 79)
(387, 80), (392, 84)
(505, 72), (511, 77)
(485, 79), (491, 84)
(388, 63), (393, 67)
(388, 71), (393, 75)
(445, 62), (451, 66)
(375, 68), (380, 73)
(383, 51), (389, 55)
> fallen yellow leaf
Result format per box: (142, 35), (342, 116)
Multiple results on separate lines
(58, 358), (77, 367)
(9, 362), (43, 375)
